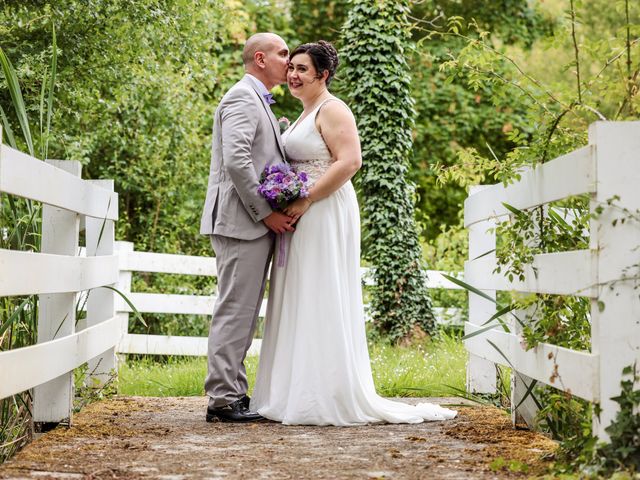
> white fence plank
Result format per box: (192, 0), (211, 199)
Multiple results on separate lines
(114, 242), (134, 343)
(85, 179), (118, 387)
(0, 144), (118, 219)
(466, 187), (498, 394)
(425, 271), (464, 290)
(119, 250), (217, 276)
(0, 249), (118, 296)
(116, 293), (268, 318)
(116, 293), (461, 327)
(433, 307), (464, 326)
(464, 146), (595, 227)
(118, 293), (214, 315)
(118, 334), (262, 357)
(0, 315), (121, 399)
(465, 249), (595, 297)
(464, 322), (599, 402)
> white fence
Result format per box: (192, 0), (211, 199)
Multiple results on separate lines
(464, 121), (640, 440)
(6, 121), (638, 439)
(7, 122), (638, 440)
(113, 241), (464, 357)
(0, 126), (120, 426)
(113, 241), (262, 357)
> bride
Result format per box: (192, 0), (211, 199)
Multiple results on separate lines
(251, 40), (457, 426)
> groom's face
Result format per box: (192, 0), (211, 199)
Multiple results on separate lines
(261, 37), (289, 86)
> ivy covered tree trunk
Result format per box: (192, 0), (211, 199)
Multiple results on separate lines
(341, 0), (436, 341)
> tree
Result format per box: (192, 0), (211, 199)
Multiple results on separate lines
(341, 0), (436, 341)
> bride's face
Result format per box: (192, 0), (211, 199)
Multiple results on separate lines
(287, 53), (325, 98)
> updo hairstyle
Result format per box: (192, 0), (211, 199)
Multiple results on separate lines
(289, 40), (339, 86)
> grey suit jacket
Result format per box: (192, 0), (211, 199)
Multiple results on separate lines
(200, 75), (286, 240)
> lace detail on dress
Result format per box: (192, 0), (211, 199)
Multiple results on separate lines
(289, 158), (332, 186)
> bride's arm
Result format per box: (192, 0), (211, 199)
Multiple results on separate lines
(310, 101), (362, 199)
(284, 101), (362, 219)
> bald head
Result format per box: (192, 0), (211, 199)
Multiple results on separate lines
(242, 33), (285, 66)
(241, 33), (289, 89)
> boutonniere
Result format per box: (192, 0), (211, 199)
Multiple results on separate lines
(278, 117), (291, 134)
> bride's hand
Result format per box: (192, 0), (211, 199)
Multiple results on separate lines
(284, 197), (313, 222)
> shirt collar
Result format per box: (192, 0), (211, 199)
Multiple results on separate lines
(245, 74), (273, 106)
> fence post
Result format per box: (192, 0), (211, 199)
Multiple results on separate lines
(509, 203), (545, 428)
(466, 185), (497, 394)
(85, 180), (118, 391)
(33, 160), (82, 429)
(589, 121), (640, 441)
(114, 241), (133, 364)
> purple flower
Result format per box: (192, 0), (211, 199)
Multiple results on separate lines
(257, 163), (310, 210)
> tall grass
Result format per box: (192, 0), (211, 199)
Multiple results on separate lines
(0, 25), (57, 463)
(369, 331), (467, 397)
(119, 333), (468, 398)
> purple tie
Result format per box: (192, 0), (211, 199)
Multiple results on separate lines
(263, 93), (276, 105)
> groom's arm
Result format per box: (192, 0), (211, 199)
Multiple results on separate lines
(220, 87), (273, 223)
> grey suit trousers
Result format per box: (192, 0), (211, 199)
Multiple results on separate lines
(205, 232), (274, 408)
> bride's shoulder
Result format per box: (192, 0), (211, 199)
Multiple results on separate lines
(318, 97), (355, 123)
(322, 96), (351, 111)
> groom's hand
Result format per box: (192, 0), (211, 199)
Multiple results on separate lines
(263, 211), (295, 234)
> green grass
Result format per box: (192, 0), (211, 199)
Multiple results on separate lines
(119, 331), (468, 398)
(369, 331), (467, 397)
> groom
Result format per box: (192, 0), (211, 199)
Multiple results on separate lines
(200, 33), (293, 422)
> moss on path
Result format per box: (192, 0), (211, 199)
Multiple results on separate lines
(0, 397), (556, 479)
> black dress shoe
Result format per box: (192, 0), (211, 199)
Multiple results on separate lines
(206, 398), (264, 423)
(241, 395), (250, 409)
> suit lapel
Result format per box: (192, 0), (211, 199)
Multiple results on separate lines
(241, 76), (286, 160)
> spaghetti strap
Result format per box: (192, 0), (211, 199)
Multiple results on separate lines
(314, 97), (348, 119)
(287, 97), (348, 137)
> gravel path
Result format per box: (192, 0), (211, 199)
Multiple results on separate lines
(0, 396), (556, 479)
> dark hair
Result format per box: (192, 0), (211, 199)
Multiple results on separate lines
(290, 40), (339, 86)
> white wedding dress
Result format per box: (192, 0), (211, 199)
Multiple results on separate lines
(251, 98), (457, 426)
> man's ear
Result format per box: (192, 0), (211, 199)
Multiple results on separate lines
(254, 51), (266, 69)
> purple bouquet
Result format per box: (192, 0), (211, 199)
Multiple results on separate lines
(258, 163), (309, 268)
(258, 163), (309, 210)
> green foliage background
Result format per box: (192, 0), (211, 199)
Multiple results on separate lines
(3, 0), (634, 343)
(1, 0), (548, 254)
(2, 0), (244, 255)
